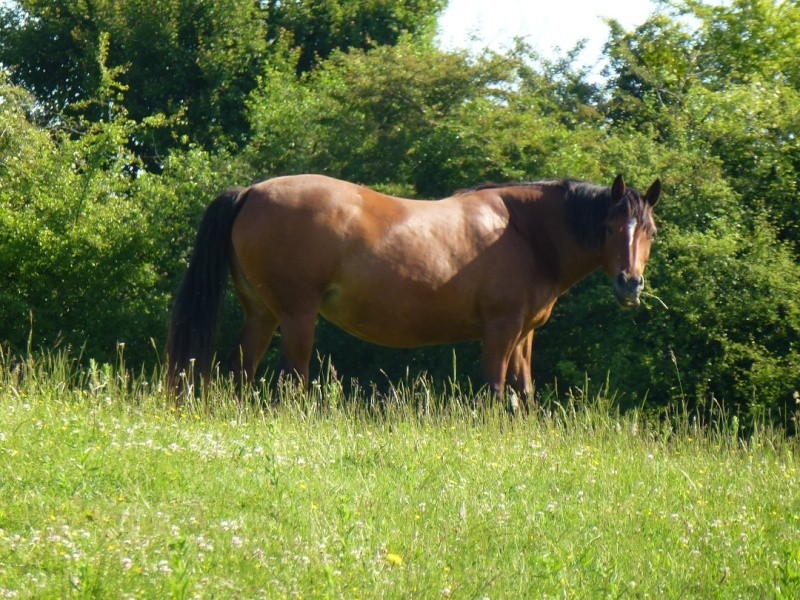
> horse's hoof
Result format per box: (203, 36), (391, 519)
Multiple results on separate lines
(507, 391), (520, 415)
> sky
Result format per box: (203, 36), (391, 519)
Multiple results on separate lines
(437, 0), (657, 76)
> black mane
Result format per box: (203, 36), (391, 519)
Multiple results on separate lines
(456, 179), (651, 249)
(563, 181), (613, 248)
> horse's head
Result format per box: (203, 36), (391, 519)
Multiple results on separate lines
(601, 175), (661, 308)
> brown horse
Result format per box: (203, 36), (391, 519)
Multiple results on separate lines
(167, 174), (661, 406)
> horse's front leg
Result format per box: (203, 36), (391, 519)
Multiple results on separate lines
(506, 330), (534, 413)
(277, 310), (318, 391)
(481, 319), (524, 411)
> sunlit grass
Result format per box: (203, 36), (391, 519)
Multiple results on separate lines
(1, 349), (799, 598)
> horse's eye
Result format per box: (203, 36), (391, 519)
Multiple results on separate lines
(604, 224), (613, 235)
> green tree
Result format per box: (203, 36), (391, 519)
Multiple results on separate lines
(687, 0), (800, 88)
(0, 0), (447, 158)
(0, 62), (248, 365)
(603, 0), (800, 246)
(0, 0), (268, 153)
(264, 0), (446, 73)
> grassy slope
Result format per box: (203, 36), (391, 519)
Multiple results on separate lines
(1, 357), (799, 598)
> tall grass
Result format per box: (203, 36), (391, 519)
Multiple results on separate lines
(1, 349), (799, 598)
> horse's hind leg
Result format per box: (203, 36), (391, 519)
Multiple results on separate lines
(229, 309), (278, 385)
(228, 275), (278, 385)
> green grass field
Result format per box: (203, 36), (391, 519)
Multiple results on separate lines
(1, 352), (799, 599)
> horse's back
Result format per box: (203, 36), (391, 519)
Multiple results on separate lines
(240, 174), (407, 241)
(234, 173), (501, 256)
(248, 173), (399, 210)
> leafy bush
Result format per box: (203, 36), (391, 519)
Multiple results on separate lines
(1, 1), (799, 423)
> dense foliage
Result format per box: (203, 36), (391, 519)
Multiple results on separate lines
(1, 0), (798, 421)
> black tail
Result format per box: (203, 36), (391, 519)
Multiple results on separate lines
(167, 187), (247, 386)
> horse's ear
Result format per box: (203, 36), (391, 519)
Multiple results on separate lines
(645, 178), (661, 207)
(611, 174), (626, 202)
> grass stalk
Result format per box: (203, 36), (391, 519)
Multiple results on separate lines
(0, 349), (798, 598)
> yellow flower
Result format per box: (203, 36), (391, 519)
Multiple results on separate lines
(386, 553), (403, 566)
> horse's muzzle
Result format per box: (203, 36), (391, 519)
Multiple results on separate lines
(614, 273), (644, 308)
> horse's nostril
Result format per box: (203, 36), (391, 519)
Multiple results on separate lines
(616, 273), (644, 291)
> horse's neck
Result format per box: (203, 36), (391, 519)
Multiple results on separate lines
(503, 188), (607, 293)
(556, 241), (605, 293)
(531, 198), (606, 293)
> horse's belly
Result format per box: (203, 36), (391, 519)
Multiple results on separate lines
(320, 287), (481, 348)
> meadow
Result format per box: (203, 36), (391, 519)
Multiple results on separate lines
(1, 351), (799, 599)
